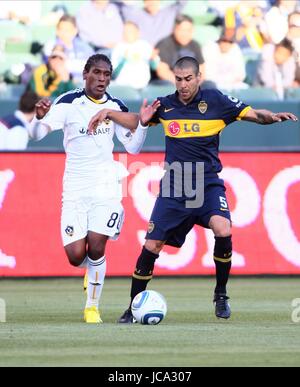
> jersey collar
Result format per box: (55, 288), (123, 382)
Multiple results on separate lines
(174, 88), (203, 106)
(84, 91), (108, 104)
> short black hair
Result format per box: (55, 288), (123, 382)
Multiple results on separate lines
(19, 91), (39, 113)
(58, 14), (77, 27)
(277, 38), (294, 53)
(175, 14), (194, 26)
(84, 54), (113, 74)
(173, 56), (200, 75)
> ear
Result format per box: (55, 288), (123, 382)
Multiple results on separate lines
(197, 71), (202, 83)
(83, 70), (87, 81)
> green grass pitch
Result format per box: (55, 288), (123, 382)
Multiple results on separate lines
(0, 277), (300, 367)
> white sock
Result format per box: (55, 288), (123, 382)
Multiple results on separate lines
(85, 256), (106, 309)
(78, 256), (88, 268)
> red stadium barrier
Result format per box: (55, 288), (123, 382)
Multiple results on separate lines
(0, 152), (299, 276)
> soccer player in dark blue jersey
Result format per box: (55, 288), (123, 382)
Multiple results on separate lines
(118, 56), (298, 322)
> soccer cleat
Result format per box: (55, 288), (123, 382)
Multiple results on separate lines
(84, 307), (103, 324)
(83, 271), (88, 293)
(214, 294), (231, 320)
(118, 308), (137, 324)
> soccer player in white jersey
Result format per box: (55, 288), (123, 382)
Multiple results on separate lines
(31, 54), (159, 323)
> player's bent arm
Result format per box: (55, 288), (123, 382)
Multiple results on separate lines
(88, 109), (139, 134)
(115, 122), (148, 155)
(242, 108), (298, 125)
(28, 116), (51, 141)
(30, 98), (66, 140)
(107, 110), (139, 131)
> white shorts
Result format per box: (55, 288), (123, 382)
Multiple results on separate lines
(61, 198), (124, 247)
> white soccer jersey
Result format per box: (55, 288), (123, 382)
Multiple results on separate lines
(33, 89), (146, 201)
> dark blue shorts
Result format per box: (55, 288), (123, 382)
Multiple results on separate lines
(146, 177), (231, 247)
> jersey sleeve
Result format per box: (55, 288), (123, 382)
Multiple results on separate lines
(148, 98), (163, 126)
(216, 90), (252, 125)
(115, 122), (148, 154)
(41, 102), (68, 131)
(148, 110), (161, 126)
(29, 102), (68, 141)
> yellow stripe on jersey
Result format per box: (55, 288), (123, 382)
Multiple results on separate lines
(236, 106), (252, 121)
(160, 119), (226, 138)
(86, 94), (108, 104)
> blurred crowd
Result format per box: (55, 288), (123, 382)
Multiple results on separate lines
(1, 0), (300, 93)
(1, 0), (300, 150)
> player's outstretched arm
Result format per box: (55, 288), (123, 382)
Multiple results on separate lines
(88, 109), (139, 134)
(115, 100), (161, 155)
(242, 108), (298, 125)
(139, 99), (161, 126)
(29, 98), (53, 140)
(35, 98), (52, 120)
(88, 99), (160, 134)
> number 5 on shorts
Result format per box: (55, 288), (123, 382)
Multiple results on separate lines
(219, 196), (228, 209)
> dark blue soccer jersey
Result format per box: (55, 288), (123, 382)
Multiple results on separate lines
(150, 88), (251, 174)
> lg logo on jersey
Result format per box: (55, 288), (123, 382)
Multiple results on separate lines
(0, 170), (16, 269)
(168, 121), (180, 136)
(168, 121), (200, 136)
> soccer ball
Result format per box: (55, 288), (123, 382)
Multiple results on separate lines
(131, 290), (167, 325)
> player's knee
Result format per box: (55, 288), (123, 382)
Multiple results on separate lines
(68, 253), (85, 267)
(88, 245), (106, 260)
(65, 241), (87, 267)
(214, 227), (231, 238)
(144, 240), (164, 255)
(210, 217), (231, 237)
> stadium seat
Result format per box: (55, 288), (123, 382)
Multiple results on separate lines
(0, 99), (18, 116)
(0, 53), (40, 76)
(284, 88), (300, 101)
(61, 0), (86, 16)
(185, 1), (218, 26)
(0, 84), (26, 100)
(232, 87), (279, 102)
(4, 41), (32, 54)
(194, 25), (222, 46)
(31, 24), (56, 44)
(0, 20), (32, 42)
(140, 84), (175, 100)
(108, 84), (141, 101)
(184, 1), (209, 18)
(245, 59), (260, 86)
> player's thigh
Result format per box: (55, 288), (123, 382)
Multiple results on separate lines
(146, 197), (192, 246)
(197, 179), (231, 229)
(61, 200), (88, 248)
(88, 200), (124, 241)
